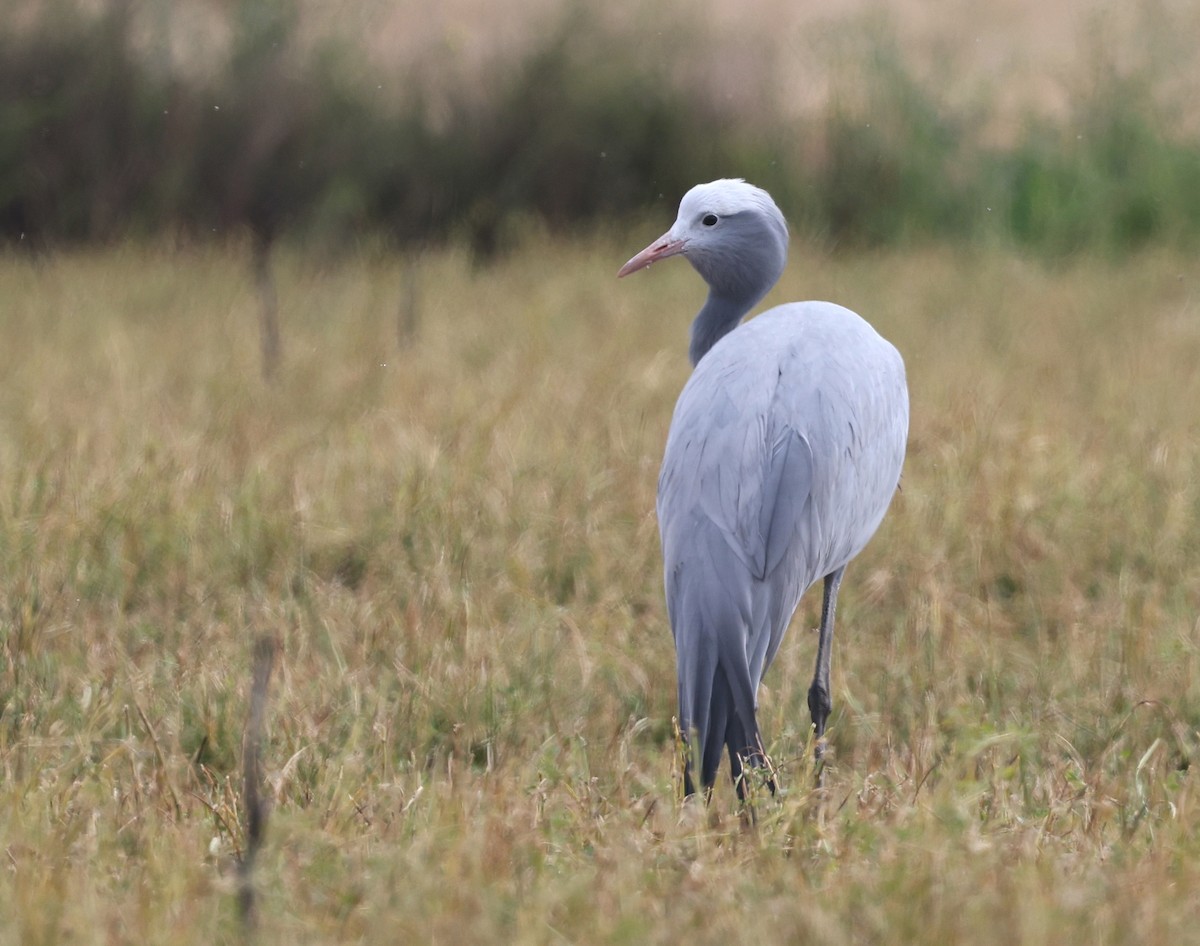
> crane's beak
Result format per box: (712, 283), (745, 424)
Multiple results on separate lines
(617, 233), (687, 278)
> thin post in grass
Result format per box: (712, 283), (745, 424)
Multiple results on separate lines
(397, 252), (421, 348)
(238, 635), (278, 934)
(253, 234), (281, 381)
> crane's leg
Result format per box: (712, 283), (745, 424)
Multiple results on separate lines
(808, 566), (845, 764)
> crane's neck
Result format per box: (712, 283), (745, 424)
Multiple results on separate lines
(689, 290), (756, 366)
(680, 200), (789, 365)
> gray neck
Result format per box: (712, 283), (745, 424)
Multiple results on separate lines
(688, 290), (755, 366)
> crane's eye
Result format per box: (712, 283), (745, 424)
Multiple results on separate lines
(701, 213), (719, 227)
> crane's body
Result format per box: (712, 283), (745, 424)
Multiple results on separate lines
(619, 180), (908, 797)
(659, 302), (906, 792)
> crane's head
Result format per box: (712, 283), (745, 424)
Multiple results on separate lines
(617, 179), (789, 302)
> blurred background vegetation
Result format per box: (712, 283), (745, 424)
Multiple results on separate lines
(2, 0), (1200, 257)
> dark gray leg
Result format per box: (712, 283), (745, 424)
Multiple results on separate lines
(808, 566), (845, 762)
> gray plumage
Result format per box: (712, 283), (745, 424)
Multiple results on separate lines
(618, 180), (908, 797)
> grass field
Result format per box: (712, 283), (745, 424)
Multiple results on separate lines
(2, 237), (1200, 943)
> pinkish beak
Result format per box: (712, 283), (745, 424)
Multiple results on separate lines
(617, 234), (688, 278)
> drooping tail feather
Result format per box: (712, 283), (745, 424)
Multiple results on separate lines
(678, 624), (773, 799)
(667, 520), (776, 800)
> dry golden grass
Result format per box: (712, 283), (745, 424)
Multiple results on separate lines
(1, 236), (1200, 943)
